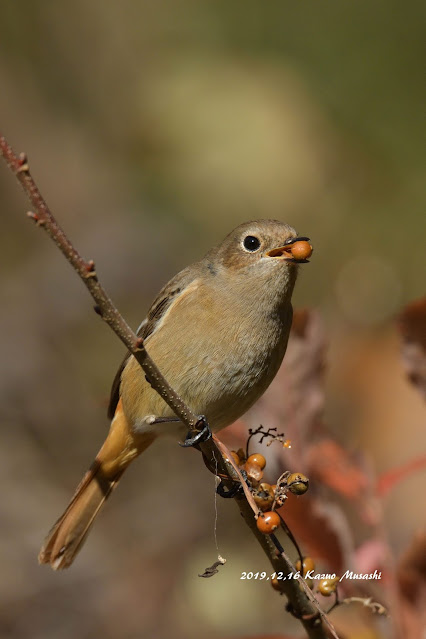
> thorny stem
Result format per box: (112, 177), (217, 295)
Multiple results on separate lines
(0, 134), (339, 639)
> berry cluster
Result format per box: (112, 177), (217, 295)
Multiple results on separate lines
(226, 440), (341, 602)
(228, 448), (309, 536)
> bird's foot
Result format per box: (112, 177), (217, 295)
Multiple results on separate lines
(216, 470), (248, 498)
(179, 415), (212, 447)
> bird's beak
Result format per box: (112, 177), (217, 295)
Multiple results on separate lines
(265, 236), (313, 263)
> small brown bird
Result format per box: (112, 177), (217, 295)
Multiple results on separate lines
(39, 219), (312, 569)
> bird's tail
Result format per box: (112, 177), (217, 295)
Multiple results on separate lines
(38, 401), (155, 570)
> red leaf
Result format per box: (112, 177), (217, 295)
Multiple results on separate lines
(377, 454), (426, 497)
(305, 439), (368, 501)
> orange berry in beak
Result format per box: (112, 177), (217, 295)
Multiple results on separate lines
(289, 240), (313, 261)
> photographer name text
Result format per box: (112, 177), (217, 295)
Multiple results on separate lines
(240, 570), (382, 581)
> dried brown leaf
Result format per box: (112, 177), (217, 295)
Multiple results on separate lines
(396, 531), (426, 639)
(279, 494), (353, 574)
(397, 531), (426, 604)
(398, 297), (426, 398)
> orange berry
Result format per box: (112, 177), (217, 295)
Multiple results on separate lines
(230, 451), (240, 466)
(271, 577), (282, 591)
(295, 556), (315, 577)
(256, 511), (280, 534)
(275, 494), (287, 507)
(287, 473), (309, 495)
(318, 577), (340, 596)
(253, 483), (274, 511)
(245, 461), (263, 483)
(247, 453), (266, 470)
(236, 448), (246, 463)
(290, 240), (313, 261)
(258, 482), (273, 493)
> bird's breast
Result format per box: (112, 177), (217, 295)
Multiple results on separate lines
(120, 282), (292, 433)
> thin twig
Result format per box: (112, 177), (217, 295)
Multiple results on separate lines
(340, 597), (388, 616)
(0, 133), (337, 639)
(0, 137), (199, 431)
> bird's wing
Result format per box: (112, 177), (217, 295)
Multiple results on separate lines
(107, 265), (199, 418)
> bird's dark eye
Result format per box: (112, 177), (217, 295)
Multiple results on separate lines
(243, 235), (261, 252)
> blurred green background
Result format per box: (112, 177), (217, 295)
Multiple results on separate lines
(0, 2), (424, 638)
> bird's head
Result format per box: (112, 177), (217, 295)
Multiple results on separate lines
(203, 219), (313, 306)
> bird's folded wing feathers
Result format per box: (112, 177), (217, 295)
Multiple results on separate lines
(107, 265), (201, 418)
